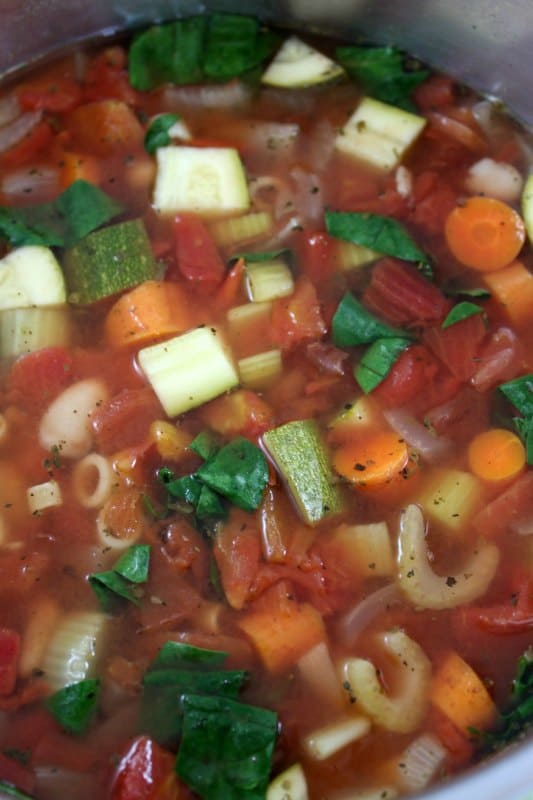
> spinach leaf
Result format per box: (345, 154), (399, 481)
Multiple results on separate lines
(498, 375), (533, 465)
(46, 679), (100, 735)
(325, 210), (429, 267)
(478, 649), (533, 750)
(0, 781), (35, 799)
(442, 301), (484, 329)
(204, 14), (279, 81)
(129, 17), (207, 90)
(89, 544), (150, 611)
(355, 336), (412, 393)
(197, 437), (269, 512)
(499, 375), (533, 418)
(151, 641), (228, 671)
(0, 180), (123, 248)
(445, 285), (491, 300)
(144, 113), (181, 154)
(129, 14), (278, 91)
(332, 292), (404, 347)
(176, 693), (277, 800)
(189, 430), (221, 461)
(336, 45), (428, 111)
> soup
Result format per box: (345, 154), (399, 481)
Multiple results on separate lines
(0, 13), (532, 799)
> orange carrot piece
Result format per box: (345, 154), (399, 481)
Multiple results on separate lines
(104, 280), (193, 348)
(430, 650), (497, 732)
(444, 196), (525, 272)
(483, 260), (533, 327)
(332, 431), (409, 489)
(59, 151), (102, 188)
(238, 600), (326, 673)
(467, 427), (526, 484)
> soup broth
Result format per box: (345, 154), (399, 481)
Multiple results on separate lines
(0, 14), (532, 800)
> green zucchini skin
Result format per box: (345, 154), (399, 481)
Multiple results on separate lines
(263, 419), (345, 526)
(62, 219), (157, 304)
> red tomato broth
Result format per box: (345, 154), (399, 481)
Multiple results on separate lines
(0, 15), (531, 800)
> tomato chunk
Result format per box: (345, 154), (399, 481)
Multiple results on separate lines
(0, 628), (20, 696)
(173, 214), (226, 288)
(110, 736), (180, 800)
(7, 346), (74, 414)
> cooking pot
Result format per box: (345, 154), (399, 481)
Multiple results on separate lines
(0, 2), (532, 799)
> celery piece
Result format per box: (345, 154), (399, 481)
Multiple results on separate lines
(210, 211), (273, 248)
(262, 420), (344, 526)
(245, 260), (294, 302)
(138, 326), (239, 418)
(153, 146), (250, 215)
(335, 96), (426, 171)
(0, 306), (70, 358)
(62, 219), (157, 304)
(238, 349), (282, 389)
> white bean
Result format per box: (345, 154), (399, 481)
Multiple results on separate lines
(39, 379), (108, 459)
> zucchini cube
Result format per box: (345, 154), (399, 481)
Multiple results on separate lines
(335, 96), (426, 171)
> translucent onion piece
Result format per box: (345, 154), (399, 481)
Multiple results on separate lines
(297, 641), (345, 711)
(290, 166), (323, 223)
(342, 630), (431, 733)
(249, 174), (294, 219)
(162, 81), (251, 110)
(383, 408), (453, 464)
(34, 766), (98, 800)
(397, 504), (500, 609)
(337, 583), (402, 645)
(2, 165), (60, 202)
(396, 733), (448, 791)
(0, 109), (42, 153)
(0, 93), (21, 127)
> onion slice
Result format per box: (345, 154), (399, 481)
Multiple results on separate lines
(0, 109), (42, 153)
(337, 582), (402, 644)
(384, 407), (453, 464)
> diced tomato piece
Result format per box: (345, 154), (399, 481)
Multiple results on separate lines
(110, 736), (180, 800)
(372, 343), (458, 411)
(172, 214), (226, 289)
(413, 75), (456, 111)
(0, 628), (20, 696)
(363, 258), (452, 327)
(424, 387), (491, 441)
(471, 471), (533, 538)
(214, 509), (262, 610)
(334, 168), (408, 217)
(296, 230), (337, 283)
(198, 389), (274, 440)
(425, 707), (474, 769)
(84, 47), (139, 106)
(423, 312), (487, 381)
(0, 120), (53, 168)
(305, 341), (348, 376)
(17, 76), (82, 113)
(453, 575), (533, 636)
(33, 729), (99, 771)
(410, 171), (458, 237)
(0, 752), (35, 796)
(271, 277), (327, 350)
(7, 346), (74, 414)
(91, 387), (162, 454)
(66, 100), (144, 156)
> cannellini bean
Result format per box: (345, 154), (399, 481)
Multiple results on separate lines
(39, 379), (109, 459)
(397, 504), (500, 609)
(465, 157), (523, 202)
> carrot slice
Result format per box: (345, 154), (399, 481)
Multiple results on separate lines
(430, 650), (497, 732)
(104, 280), (193, 348)
(445, 196), (526, 272)
(467, 427), (526, 484)
(332, 431), (409, 489)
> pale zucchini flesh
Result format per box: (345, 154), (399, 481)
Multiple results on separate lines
(262, 35), (344, 88)
(138, 326), (239, 418)
(153, 145), (250, 215)
(0, 245), (66, 309)
(0, 306), (70, 358)
(335, 97), (426, 171)
(262, 419), (344, 526)
(245, 259), (294, 302)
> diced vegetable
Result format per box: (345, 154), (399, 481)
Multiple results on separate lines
(417, 467), (485, 533)
(27, 479), (62, 514)
(62, 219), (157, 305)
(355, 337), (413, 393)
(521, 172), (533, 245)
(328, 396), (381, 438)
(335, 97), (426, 171)
(0, 246), (66, 309)
(445, 197), (526, 272)
(263, 419), (345, 526)
(303, 716), (371, 761)
(0, 628), (20, 696)
(430, 651), (497, 733)
(138, 326), (239, 418)
(329, 521), (394, 577)
(245, 259), (294, 302)
(267, 763), (308, 800)
(42, 611), (110, 692)
(210, 210), (273, 247)
(144, 112), (184, 154)
(336, 240), (381, 271)
(326, 211), (429, 268)
(333, 431), (409, 489)
(467, 428), (526, 484)
(261, 36), (344, 88)
(89, 545), (151, 611)
(0, 306), (70, 358)
(238, 349), (282, 389)
(153, 146), (250, 215)
(110, 735), (180, 800)
(482, 260), (533, 327)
